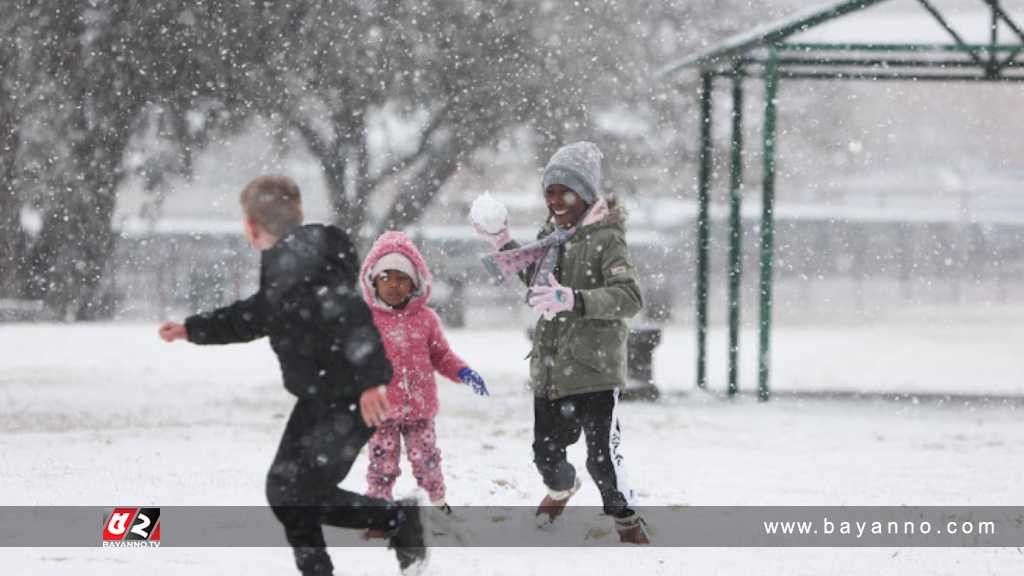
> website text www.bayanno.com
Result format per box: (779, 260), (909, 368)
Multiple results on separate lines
(763, 516), (996, 539)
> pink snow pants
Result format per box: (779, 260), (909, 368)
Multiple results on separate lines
(366, 419), (445, 503)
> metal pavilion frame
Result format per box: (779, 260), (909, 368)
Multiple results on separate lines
(657, 0), (1024, 400)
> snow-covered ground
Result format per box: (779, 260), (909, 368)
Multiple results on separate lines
(2, 317), (1023, 574)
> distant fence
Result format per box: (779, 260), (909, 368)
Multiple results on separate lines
(42, 216), (1024, 323)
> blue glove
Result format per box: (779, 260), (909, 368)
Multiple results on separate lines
(458, 367), (489, 396)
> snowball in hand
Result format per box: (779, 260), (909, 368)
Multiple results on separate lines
(469, 192), (508, 234)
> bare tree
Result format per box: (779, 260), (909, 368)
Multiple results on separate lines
(3, 0), (817, 320)
(19, 0), (253, 319)
(238, 1), (612, 241)
(0, 24), (23, 298)
(266, 1), (423, 237)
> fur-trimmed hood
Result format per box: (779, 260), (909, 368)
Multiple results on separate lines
(600, 196), (627, 226)
(542, 196), (627, 234)
(357, 230), (467, 423)
(359, 231), (433, 314)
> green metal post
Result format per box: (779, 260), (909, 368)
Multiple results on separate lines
(780, 42), (1023, 53)
(990, 0), (1000, 73)
(696, 70), (714, 390)
(992, 1), (1000, 55)
(758, 48), (780, 402)
(727, 66), (745, 397)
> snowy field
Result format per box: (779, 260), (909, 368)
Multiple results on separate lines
(3, 316), (1024, 575)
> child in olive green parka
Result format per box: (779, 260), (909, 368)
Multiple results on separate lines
(477, 141), (649, 544)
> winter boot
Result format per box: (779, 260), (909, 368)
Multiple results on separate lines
(433, 500), (453, 516)
(293, 545), (334, 576)
(614, 512), (651, 545)
(388, 499), (428, 575)
(535, 477), (582, 526)
(425, 500), (456, 539)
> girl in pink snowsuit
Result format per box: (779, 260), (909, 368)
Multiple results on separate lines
(359, 231), (488, 509)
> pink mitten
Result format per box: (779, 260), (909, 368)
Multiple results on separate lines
(527, 274), (575, 320)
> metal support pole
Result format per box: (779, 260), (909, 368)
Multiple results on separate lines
(696, 70), (714, 391)
(989, 1), (1006, 74)
(992, 0), (1000, 67)
(727, 66), (745, 397)
(758, 48), (780, 402)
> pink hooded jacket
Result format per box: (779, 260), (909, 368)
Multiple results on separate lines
(359, 231), (469, 422)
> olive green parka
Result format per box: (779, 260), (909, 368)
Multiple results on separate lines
(508, 198), (643, 399)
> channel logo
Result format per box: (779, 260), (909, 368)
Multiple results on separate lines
(102, 507), (161, 548)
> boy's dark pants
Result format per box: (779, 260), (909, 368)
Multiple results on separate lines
(533, 389), (634, 518)
(267, 398), (399, 576)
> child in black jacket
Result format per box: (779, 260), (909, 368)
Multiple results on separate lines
(158, 175), (427, 576)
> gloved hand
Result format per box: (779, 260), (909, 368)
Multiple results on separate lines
(458, 367), (489, 396)
(472, 221), (511, 251)
(527, 274), (575, 320)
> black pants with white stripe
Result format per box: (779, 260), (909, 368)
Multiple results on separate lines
(533, 390), (635, 518)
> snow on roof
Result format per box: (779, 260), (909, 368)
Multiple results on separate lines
(659, 0), (1024, 75)
(801, 5), (1023, 45)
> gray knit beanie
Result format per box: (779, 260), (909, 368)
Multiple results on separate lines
(541, 141), (603, 205)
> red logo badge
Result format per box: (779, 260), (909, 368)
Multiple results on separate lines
(102, 507), (161, 547)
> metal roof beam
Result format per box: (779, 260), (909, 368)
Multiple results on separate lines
(915, 0), (984, 65)
(720, 69), (1024, 82)
(779, 42), (1023, 53)
(981, 0), (1024, 44)
(766, 56), (1022, 69)
(657, 0), (1024, 80)
(656, 0), (890, 77)
(996, 47), (1023, 71)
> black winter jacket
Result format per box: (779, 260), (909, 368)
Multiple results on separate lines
(185, 224), (393, 401)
